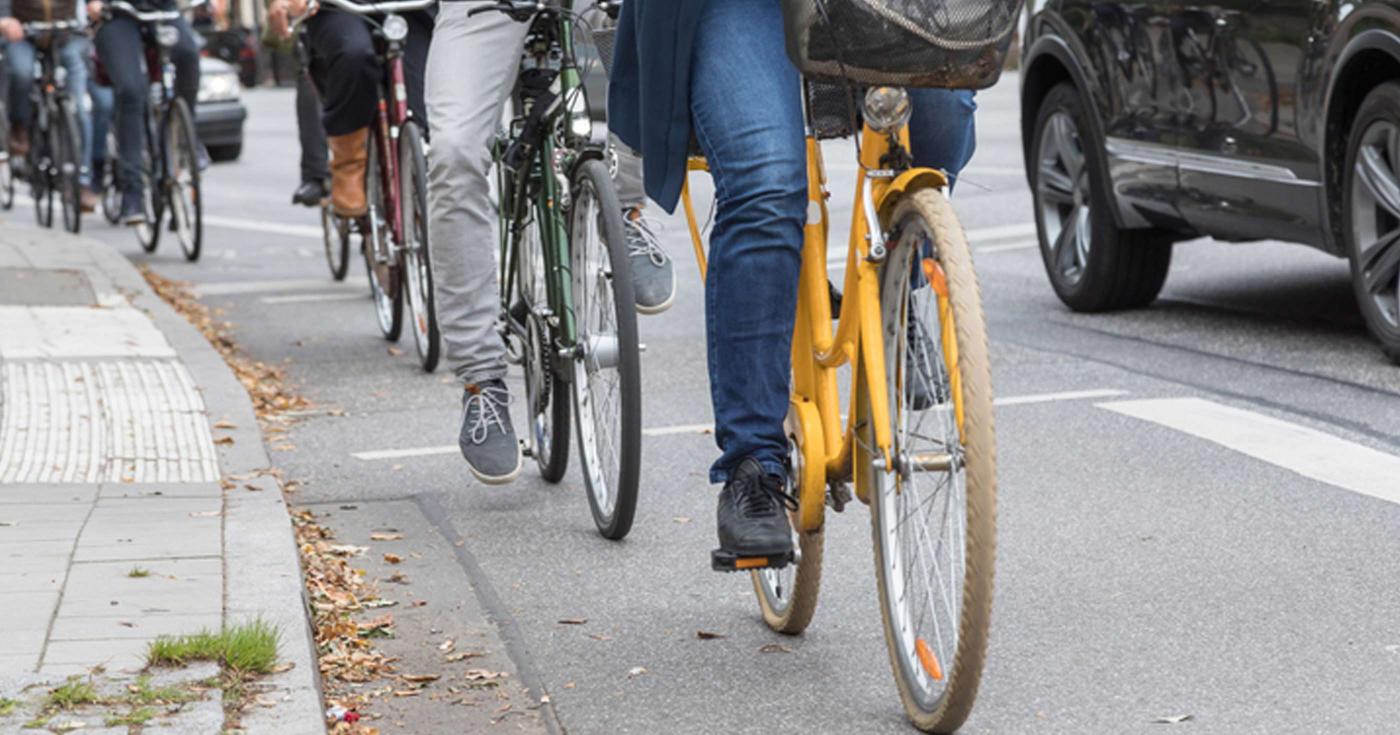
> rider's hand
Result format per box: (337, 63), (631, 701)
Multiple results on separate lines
(0, 17), (22, 42)
(86, 0), (103, 22)
(267, 0), (290, 39)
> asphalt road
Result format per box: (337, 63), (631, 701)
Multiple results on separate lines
(84, 75), (1400, 734)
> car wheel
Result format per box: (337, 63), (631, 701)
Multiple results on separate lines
(209, 144), (241, 163)
(1343, 81), (1400, 364)
(1030, 83), (1172, 311)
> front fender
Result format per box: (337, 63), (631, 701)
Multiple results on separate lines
(873, 167), (949, 219)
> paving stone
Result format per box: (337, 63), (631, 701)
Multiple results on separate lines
(0, 504), (91, 523)
(3, 592), (59, 632)
(98, 482), (221, 500)
(49, 613), (222, 642)
(0, 630), (47, 658)
(91, 497), (221, 515)
(142, 697), (224, 735)
(0, 306), (176, 359)
(55, 566), (222, 617)
(73, 516), (220, 562)
(0, 484), (97, 504)
(0, 268), (98, 306)
(0, 652), (39, 677)
(42, 638), (149, 673)
(0, 519), (88, 542)
(0, 538), (75, 559)
(0, 569), (66, 593)
(146, 662), (219, 687)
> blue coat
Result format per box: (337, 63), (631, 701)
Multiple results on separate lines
(607, 0), (706, 214)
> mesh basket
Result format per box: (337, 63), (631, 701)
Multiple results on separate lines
(782, 0), (1020, 88)
(807, 80), (858, 140)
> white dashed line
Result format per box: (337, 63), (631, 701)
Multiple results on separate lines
(201, 215), (323, 240)
(994, 389), (1127, 406)
(259, 293), (365, 305)
(1100, 397), (1400, 505)
(193, 278), (358, 297)
(352, 445), (457, 461)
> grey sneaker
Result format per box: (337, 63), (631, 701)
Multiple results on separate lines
(459, 379), (522, 485)
(623, 212), (676, 314)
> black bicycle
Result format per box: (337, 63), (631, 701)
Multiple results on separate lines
(103, 0), (203, 260)
(22, 20), (85, 233)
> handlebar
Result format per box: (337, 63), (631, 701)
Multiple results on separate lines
(104, 0), (205, 23)
(311, 0), (436, 15)
(22, 19), (84, 32)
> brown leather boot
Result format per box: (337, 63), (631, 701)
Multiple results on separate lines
(328, 127), (369, 217)
(10, 126), (29, 158)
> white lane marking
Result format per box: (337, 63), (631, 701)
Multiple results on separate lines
(960, 166), (1029, 177)
(202, 214), (322, 240)
(193, 278), (358, 296)
(994, 389), (1127, 406)
(352, 446), (457, 461)
(978, 240), (1037, 254)
(642, 423), (715, 437)
(259, 293), (364, 305)
(1099, 397), (1400, 505)
(827, 222), (1038, 265)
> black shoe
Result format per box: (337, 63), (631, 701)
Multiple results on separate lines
(292, 179), (328, 207)
(712, 457), (797, 571)
(120, 191), (145, 225)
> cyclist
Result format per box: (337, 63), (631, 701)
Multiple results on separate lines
(424, 2), (675, 485)
(608, 0), (977, 563)
(88, 0), (213, 224)
(0, 0), (98, 211)
(265, 0), (431, 218)
(261, 15), (327, 206)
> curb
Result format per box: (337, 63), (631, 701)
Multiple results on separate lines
(78, 240), (326, 734)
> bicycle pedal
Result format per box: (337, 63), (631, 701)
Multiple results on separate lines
(711, 548), (794, 573)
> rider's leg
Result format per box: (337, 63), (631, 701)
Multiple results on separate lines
(293, 70), (329, 205)
(4, 40), (36, 155)
(60, 36), (96, 208)
(308, 11), (376, 217)
(167, 19), (201, 117)
(908, 89), (978, 188)
(94, 15), (148, 220)
(401, 10), (432, 130)
(691, 0), (807, 557)
(88, 80), (113, 187)
(425, 3), (530, 483)
(613, 138), (677, 313)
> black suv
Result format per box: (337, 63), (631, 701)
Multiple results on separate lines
(1020, 0), (1400, 362)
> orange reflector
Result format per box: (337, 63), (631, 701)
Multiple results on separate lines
(915, 638), (944, 681)
(922, 259), (948, 298)
(735, 557), (768, 570)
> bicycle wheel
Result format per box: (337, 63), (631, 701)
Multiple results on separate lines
(568, 158), (641, 539)
(136, 114), (164, 253)
(0, 110), (13, 211)
(101, 131), (121, 224)
(32, 123), (53, 228)
(865, 188), (996, 733)
(167, 100), (202, 261)
(752, 408), (824, 634)
(364, 131), (403, 340)
(516, 203), (570, 483)
(58, 101), (82, 234)
(399, 120), (440, 372)
(323, 203), (350, 280)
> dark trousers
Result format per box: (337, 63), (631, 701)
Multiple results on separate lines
(306, 9), (431, 136)
(296, 71), (328, 182)
(95, 14), (199, 195)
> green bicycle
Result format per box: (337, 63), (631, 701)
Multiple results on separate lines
(486, 0), (642, 540)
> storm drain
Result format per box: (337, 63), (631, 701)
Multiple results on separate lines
(0, 360), (220, 483)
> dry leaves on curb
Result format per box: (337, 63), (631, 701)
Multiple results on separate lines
(696, 630), (726, 640)
(557, 618), (587, 625)
(759, 643), (793, 654)
(369, 532), (403, 541)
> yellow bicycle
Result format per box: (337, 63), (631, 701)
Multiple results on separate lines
(681, 83), (997, 732)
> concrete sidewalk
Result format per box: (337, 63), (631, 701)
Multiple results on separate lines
(0, 223), (323, 733)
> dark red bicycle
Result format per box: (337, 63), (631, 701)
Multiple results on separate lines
(306, 0), (440, 371)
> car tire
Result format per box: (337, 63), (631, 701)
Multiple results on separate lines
(209, 144), (241, 163)
(1030, 83), (1172, 312)
(1342, 81), (1400, 364)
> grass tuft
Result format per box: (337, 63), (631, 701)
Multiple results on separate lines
(46, 678), (99, 709)
(0, 697), (16, 716)
(146, 619), (281, 674)
(128, 676), (200, 706)
(126, 566), (152, 578)
(105, 706), (156, 727)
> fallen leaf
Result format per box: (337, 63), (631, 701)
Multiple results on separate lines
(563, 681), (576, 689)
(673, 516), (692, 524)
(388, 346), (403, 357)
(445, 651), (484, 662)
(1153, 715), (1193, 725)
(383, 553), (403, 564)
(214, 420), (237, 429)
(587, 633), (612, 642)
(392, 689), (420, 697)
(327, 544), (368, 557)
(463, 669), (507, 681)
(696, 630), (726, 640)
(759, 643), (793, 654)
(189, 510), (221, 517)
(370, 532), (404, 541)
(557, 618), (587, 625)
(627, 666), (647, 678)
(244, 483), (263, 492)
(213, 436), (235, 445)
(411, 600), (428, 608)
(401, 674), (440, 683)
(438, 639), (455, 653)
(363, 598), (398, 608)
(391, 464), (404, 471)
(386, 572), (410, 584)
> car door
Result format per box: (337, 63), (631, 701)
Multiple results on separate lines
(1169, 0), (1327, 245)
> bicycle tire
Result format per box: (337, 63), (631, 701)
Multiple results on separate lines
(0, 110), (14, 211)
(399, 120), (440, 372)
(168, 99), (202, 261)
(364, 130), (403, 341)
(569, 158), (641, 540)
(32, 121), (53, 228)
(865, 188), (995, 733)
(323, 203), (350, 281)
(101, 131), (120, 224)
(516, 204), (570, 484)
(136, 109), (163, 252)
(752, 408), (824, 634)
(58, 100), (82, 234)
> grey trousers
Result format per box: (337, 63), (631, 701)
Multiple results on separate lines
(427, 3), (648, 384)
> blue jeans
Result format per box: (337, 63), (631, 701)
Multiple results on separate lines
(89, 80), (114, 180)
(691, 0), (977, 484)
(5, 36), (93, 187)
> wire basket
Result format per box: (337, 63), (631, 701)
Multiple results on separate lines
(782, 0), (1020, 88)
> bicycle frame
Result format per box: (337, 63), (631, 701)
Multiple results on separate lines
(371, 37), (409, 251)
(681, 100), (953, 533)
(497, 4), (593, 368)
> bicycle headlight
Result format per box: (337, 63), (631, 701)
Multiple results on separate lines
(863, 87), (911, 134)
(382, 14), (409, 42)
(566, 87), (592, 140)
(156, 24), (180, 48)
